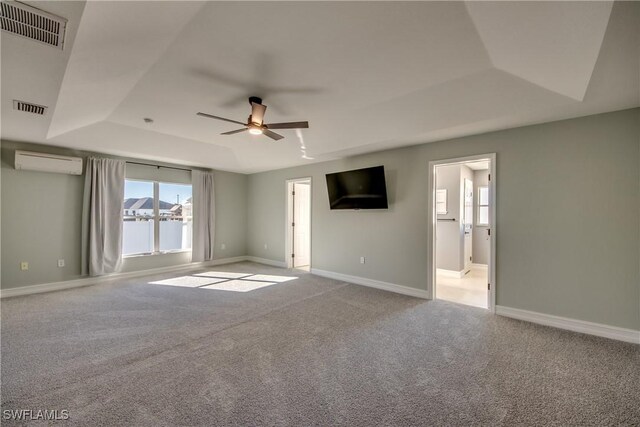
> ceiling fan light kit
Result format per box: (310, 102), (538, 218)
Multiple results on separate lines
(197, 97), (309, 141)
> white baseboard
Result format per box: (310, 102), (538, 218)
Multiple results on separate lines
(436, 268), (465, 278)
(245, 256), (287, 268)
(471, 263), (488, 269)
(1, 277), (98, 299)
(0, 256), (249, 299)
(496, 305), (640, 344)
(311, 268), (429, 299)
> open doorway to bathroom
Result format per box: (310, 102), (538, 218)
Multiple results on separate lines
(429, 155), (495, 310)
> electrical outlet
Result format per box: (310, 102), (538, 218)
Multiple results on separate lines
(58, 259), (65, 268)
(20, 261), (29, 271)
(360, 256), (366, 264)
(221, 243), (226, 250)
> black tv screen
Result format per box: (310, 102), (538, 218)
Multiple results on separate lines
(326, 166), (388, 210)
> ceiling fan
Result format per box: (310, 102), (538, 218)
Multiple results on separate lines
(197, 97), (309, 141)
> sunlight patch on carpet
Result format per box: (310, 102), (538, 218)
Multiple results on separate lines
(194, 271), (251, 279)
(200, 279), (277, 292)
(148, 272), (298, 291)
(149, 276), (227, 288)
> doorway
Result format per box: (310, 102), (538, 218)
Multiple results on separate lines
(428, 154), (496, 311)
(286, 178), (311, 270)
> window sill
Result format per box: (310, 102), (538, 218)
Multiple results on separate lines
(123, 250), (192, 259)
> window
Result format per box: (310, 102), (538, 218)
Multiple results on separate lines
(122, 180), (192, 256)
(123, 180), (154, 255)
(159, 183), (192, 252)
(436, 189), (447, 215)
(477, 186), (489, 226)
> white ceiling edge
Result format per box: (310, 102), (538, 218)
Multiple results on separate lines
(466, 1), (613, 101)
(47, 1), (206, 139)
(45, 120), (244, 173)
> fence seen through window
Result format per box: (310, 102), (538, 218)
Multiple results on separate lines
(123, 180), (192, 256)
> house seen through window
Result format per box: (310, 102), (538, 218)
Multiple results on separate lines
(123, 180), (193, 256)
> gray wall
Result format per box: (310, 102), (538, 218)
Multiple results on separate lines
(1, 141), (247, 289)
(2, 144), (85, 286)
(1, 109), (638, 330)
(246, 109), (640, 330)
(435, 164), (462, 271)
(472, 169), (490, 265)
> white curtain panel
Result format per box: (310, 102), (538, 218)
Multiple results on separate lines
(192, 170), (216, 262)
(81, 157), (125, 276)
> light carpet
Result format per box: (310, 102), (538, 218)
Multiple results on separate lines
(1, 262), (638, 426)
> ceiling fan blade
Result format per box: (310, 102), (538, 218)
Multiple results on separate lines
(197, 112), (246, 126)
(263, 129), (284, 141)
(221, 128), (248, 135)
(265, 121), (309, 130)
(250, 102), (267, 125)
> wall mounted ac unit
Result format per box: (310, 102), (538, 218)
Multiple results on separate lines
(14, 150), (83, 175)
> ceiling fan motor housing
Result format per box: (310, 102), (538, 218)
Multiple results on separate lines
(197, 97), (308, 141)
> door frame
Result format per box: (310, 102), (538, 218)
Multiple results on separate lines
(285, 177), (312, 269)
(427, 153), (496, 312)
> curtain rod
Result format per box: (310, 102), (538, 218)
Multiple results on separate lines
(126, 161), (192, 172)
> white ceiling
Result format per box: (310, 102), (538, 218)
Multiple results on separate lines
(2, 1), (638, 173)
(465, 161), (489, 171)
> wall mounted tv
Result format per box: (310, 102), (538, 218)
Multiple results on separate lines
(326, 165), (388, 210)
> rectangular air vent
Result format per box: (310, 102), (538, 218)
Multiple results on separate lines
(1, 1), (67, 49)
(13, 100), (47, 115)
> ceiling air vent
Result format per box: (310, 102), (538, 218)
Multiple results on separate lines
(1, 1), (67, 49)
(13, 100), (47, 115)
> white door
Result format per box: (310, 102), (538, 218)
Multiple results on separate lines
(463, 178), (473, 273)
(293, 182), (311, 267)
